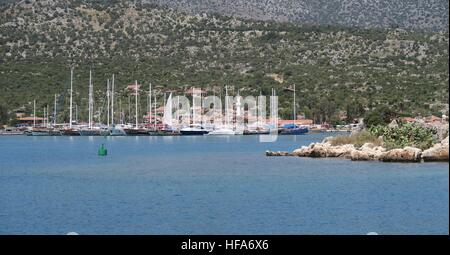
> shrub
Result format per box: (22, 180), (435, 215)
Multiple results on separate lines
(364, 106), (397, 128)
(329, 130), (382, 147)
(369, 123), (437, 150)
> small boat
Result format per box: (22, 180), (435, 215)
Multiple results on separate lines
(79, 128), (102, 136)
(244, 124), (270, 135)
(278, 124), (309, 135)
(124, 128), (150, 136)
(180, 124), (209, 136)
(61, 128), (81, 136)
(0, 128), (24, 135)
(49, 129), (62, 136)
(149, 130), (180, 136)
(110, 127), (127, 136)
(29, 129), (51, 136)
(207, 127), (235, 135)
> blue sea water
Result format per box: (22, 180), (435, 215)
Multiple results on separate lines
(0, 134), (448, 234)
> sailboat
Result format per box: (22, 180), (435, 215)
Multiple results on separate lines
(279, 84), (308, 135)
(80, 70), (102, 136)
(108, 74), (126, 136)
(207, 86), (235, 135)
(62, 68), (81, 136)
(163, 92), (173, 130)
(124, 80), (148, 135)
(180, 88), (209, 135)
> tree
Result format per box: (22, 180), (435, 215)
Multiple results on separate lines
(346, 99), (365, 123)
(0, 105), (9, 125)
(364, 105), (397, 128)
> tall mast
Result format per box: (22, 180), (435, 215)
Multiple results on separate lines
(75, 104), (78, 124)
(111, 74), (115, 126)
(33, 99), (36, 127)
(176, 93), (179, 127)
(135, 80), (138, 128)
(153, 93), (157, 129)
(88, 70), (93, 129)
(149, 83), (152, 128)
(43, 106), (46, 127)
(107, 79), (110, 127)
(225, 85), (228, 126)
(45, 105), (50, 127)
(54, 94), (57, 125)
(293, 84), (296, 125)
(128, 96), (131, 124)
(192, 88), (196, 124)
(69, 68), (73, 128)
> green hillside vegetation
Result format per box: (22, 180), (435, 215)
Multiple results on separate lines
(0, 0), (448, 125)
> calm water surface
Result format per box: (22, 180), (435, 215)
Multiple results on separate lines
(0, 134), (448, 234)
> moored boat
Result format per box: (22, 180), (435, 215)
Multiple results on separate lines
(278, 124), (309, 135)
(124, 128), (150, 136)
(207, 127), (235, 135)
(29, 129), (51, 136)
(0, 128), (24, 135)
(180, 124), (209, 136)
(61, 128), (81, 136)
(79, 128), (102, 136)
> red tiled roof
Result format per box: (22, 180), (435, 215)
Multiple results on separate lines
(18, 116), (44, 121)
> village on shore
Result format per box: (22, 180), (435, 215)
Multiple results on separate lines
(0, 70), (368, 137)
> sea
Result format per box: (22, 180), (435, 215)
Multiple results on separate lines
(0, 134), (448, 234)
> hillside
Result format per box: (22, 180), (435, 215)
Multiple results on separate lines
(148, 0), (449, 32)
(0, 0), (448, 124)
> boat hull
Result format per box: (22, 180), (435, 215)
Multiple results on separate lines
(124, 129), (150, 136)
(110, 129), (127, 136)
(208, 130), (235, 135)
(279, 128), (309, 135)
(30, 131), (51, 136)
(61, 129), (81, 136)
(79, 130), (102, 136)
(180, 130), (209, 136)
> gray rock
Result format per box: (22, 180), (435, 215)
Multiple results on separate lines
(422, 139), (449, 162)
(381, 147), (422, 162)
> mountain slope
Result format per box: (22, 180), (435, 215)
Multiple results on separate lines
(147, 0), (449, 31)
(0, 0), (448, 123)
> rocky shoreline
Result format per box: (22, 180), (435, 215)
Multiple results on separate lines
(266, 136), (449, 163)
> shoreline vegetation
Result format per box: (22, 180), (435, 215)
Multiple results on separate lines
(267, 122), (449, 163)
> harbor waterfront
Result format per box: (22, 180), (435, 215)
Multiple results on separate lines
(0, 134), (448, 234)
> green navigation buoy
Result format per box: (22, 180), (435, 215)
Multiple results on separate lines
(98, 144), (108, 156)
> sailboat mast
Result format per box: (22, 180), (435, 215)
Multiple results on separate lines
(192, 88), (196, 125)
(225, 86), (228, 126)
(54, 94), (57, 126)
(176, 94), (179, 127)
(293, 84), (296, 125)
(107, 79), (110, 127)
(111, 74), (115, 126)
(69, 68), (73, 128)
(88, 70), (92, 129)
(153, 93), (156, 129)
(33, 99), (36, 127)
(43, 106), (46, 127)
(135, 80), (138, 128)
(149, 83), (152, 128)
(45, 105), (50, 127)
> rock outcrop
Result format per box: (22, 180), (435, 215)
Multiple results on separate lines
(350, 143), (386, 161)
(266, 151), (292, 157)
(381, 146), (422, 162)
(422, 136), (449, 162)
(292, 142), (355, 158)
(267, 136), (449, 163)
